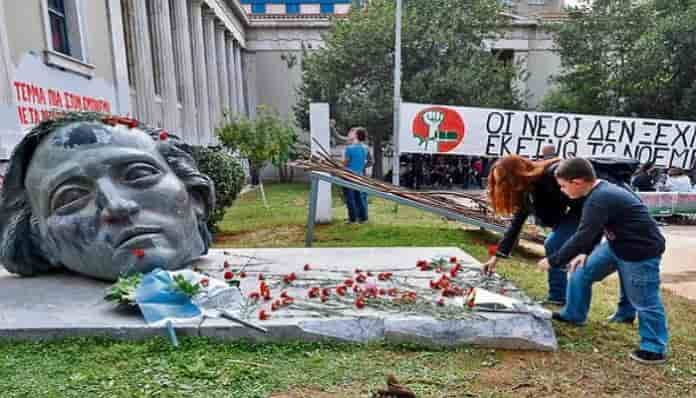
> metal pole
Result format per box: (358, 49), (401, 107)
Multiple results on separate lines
(391, 0), (402, 186)
(305, 177), (319, 247)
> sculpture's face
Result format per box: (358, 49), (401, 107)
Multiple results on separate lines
(24, 122), (206, 281)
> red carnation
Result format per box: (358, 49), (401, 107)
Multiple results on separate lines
(224, 271), (234, 280)
(308, 287), (321, 299)
(355, 297), (366, 309)
(248, 292), (260, 301)
(159, 131), (169, 140)
(487, 244), (499, 257)
(240, 271), (247, 278)
(336, 286), (347, 296)
(378, 272), (393, 281)
(258, 310), (270, 320)
(304, 264), (311, 271)
(344, 279), (354, 287)
(449, 256), (457, 263)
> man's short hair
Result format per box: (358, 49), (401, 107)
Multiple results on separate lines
(555, 157), (597, 181)
(352, 127), (367, 142)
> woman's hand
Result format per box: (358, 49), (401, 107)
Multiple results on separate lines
(568, 254), (588, 272)
(481, 256), (498, 276)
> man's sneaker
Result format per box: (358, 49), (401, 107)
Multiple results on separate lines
(552, 312), (585, 326)
(630, 349), (667, 365)
(607, 313), (636, 324)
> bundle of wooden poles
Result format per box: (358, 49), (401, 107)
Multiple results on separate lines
(292, 152), (498, 223)
(290, 143), (546, 244)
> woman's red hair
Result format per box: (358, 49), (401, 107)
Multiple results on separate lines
(487, 155), (559, 216)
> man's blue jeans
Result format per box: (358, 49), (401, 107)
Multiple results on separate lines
(561, 242), (669, 354)
(343, 188), (367, 222)
(544, 216), (580, 302)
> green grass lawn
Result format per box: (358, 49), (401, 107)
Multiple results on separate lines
(1, 183), (695, 397)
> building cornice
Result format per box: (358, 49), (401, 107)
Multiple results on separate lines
(205, 0), (247, 46)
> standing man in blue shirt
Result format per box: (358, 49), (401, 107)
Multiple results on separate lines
(343, 127), (370, 223)
(538, 157), (669, 364)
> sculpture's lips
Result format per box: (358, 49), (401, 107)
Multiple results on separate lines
(114, 226), (164, 248)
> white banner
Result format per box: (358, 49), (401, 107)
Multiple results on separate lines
(400, 102), (696, 168)
(1, 53), (118, 159)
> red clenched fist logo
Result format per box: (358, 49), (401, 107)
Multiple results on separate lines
(412, 107), (466, 153)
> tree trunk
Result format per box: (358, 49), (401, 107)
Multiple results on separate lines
(250, 164), (261, 185)
(372, 135), (383, 180)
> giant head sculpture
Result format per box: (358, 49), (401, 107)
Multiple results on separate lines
(0, 113), (215, 281)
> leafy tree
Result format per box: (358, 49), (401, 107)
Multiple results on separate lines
(217, 106), (297, 185)
(543, 0), (696, 120)
(295, 0), (525, 178)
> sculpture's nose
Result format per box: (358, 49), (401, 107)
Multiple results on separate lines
(96, 179), (140, 223)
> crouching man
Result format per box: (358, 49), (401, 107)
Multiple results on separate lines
(537, 157), (669, 365)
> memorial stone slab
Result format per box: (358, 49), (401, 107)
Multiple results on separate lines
(0, 247), (557, 351)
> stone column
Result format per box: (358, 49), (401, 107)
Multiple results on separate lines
(215, 23), (230, 118)
(172, 0), (197, 143)
(234, 43), (246, 116)
(225, 35), (238, 116)
(310, 103), (332, 223)
(106, 0), (131, 115)
(150, 0), (178, 132)
(202, 9), (221, 142)
(242, 50), (257, 118)
(123, 0), (156, 124)
(189, 0), (210, 145)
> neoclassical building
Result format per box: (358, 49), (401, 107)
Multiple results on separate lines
(0, 0), (570, 168)
(0, 0), (253, 160)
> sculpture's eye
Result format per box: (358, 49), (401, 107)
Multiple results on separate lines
(123, 163), (161, 184)
(51, 186), (91, 214)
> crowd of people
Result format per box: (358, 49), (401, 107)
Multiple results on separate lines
(396, 154), (490, 190)
(631, 162), (696, 192)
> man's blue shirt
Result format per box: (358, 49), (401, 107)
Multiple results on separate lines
(345, 144), (367, 175)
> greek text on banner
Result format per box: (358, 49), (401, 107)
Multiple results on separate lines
(400, 102), (696, 168)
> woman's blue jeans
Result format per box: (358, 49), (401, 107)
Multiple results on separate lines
(544, 216), (580, 302)
(561, 242), (669, 354)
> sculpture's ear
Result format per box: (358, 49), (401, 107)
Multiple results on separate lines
(190, 188), (212, 254)
(189, 189), (207, 219)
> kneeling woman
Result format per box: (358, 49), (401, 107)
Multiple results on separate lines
(482, 155), (587, 306)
